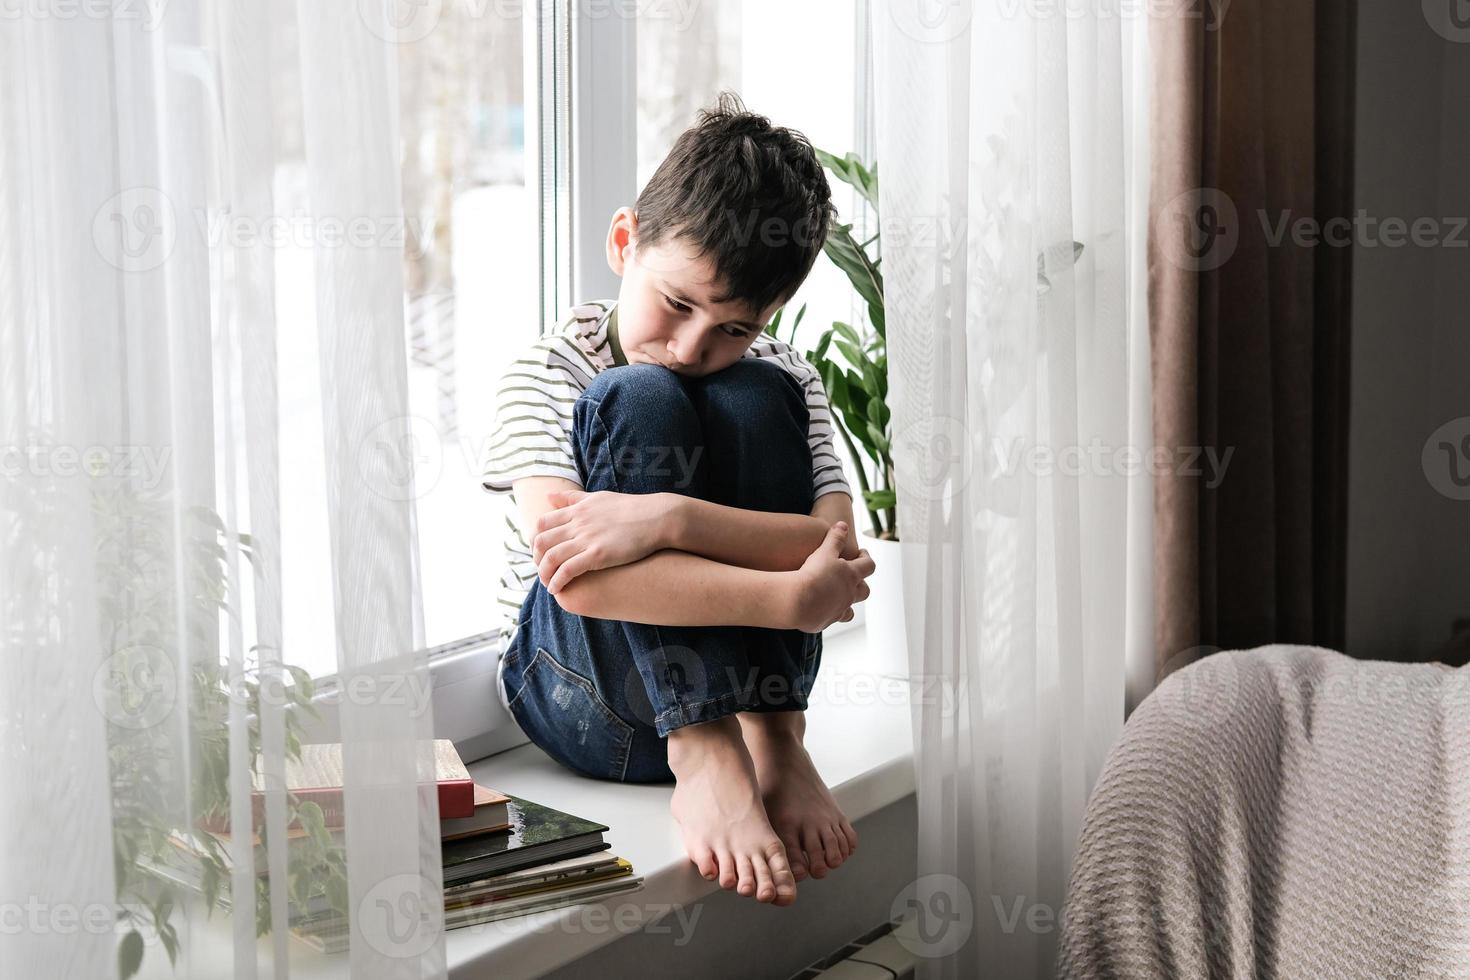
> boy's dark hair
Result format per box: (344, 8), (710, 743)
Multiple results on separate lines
(634, 92), (835, 315)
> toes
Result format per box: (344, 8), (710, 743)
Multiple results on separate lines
(717, 850), (739, 891)
(840, 819), (859, 853)
(735, 853), (757, 897)
(751, 852), (777, 903)
(820, 826), (845, 869)
(777, 828), (809, 881)
(802, 827), (829, 879)
(763, 839), (798, 906)
(691, 845), (719, 882)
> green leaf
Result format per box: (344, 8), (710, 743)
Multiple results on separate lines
(202, 861), (222, 917)
(863, 489), (897, 511)
(831, 320), (863, 349)
(159, 923), (179, 965)
(327, 873), (350, 915)
(865, 421), (892, 456)
(834, 339), (866, 373)
(810, 329), (834, 365)
(118, 929), (145, 980)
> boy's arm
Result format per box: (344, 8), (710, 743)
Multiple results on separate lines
(511, 477), (868, 628)
(552, 549), (800, 628)
(668, 490), (862, 569)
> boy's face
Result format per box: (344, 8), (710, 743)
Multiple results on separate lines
(605, 207), (782, 379)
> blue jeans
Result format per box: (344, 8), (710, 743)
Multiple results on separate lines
(501, 360), (823, 783)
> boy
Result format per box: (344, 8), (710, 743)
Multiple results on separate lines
(480, 93), (875, 907)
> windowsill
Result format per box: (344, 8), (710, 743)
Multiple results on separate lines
(135, 623), (912, 979)
(447, 621), (915, 978)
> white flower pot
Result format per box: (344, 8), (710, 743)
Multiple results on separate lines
(858, 530), (909, 679)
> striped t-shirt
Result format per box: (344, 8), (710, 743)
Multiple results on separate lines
(480, 300), (851, 706)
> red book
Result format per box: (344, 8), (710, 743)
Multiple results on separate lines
(206, 739), (475, 833)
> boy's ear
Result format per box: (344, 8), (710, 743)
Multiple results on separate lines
(605, 206), (637, 276)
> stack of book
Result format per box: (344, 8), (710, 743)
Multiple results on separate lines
(141, 739), (642, 952)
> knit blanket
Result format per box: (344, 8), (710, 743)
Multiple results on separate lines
(1059, 645), (1470, 978)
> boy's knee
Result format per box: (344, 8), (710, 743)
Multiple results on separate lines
(577, 364), (696, 435)
(698, 359), (807, 430)
(582, 362), (684, 406)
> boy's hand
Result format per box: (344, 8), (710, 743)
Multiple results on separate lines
(533, 489), (676, 594)
(789, 522), (876, 633)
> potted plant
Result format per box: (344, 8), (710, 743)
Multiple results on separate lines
(767, 150), (904, 672)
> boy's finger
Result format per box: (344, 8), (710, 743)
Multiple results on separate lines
(825, 521), (849, 553)
(548, 553), (590, 594)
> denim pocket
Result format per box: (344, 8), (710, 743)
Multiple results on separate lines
(507, 646), (635, 782)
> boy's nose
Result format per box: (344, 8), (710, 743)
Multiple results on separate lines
(667, 330), (703, 369)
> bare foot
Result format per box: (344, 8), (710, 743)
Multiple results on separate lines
(739, 711), (858, 882)
(667, 715), (798, 906)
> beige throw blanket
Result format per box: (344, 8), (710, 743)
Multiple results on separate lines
(1059, 645), (1470, 978)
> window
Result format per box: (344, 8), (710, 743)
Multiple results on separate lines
(276, 2), (872, 755)
(277, 5), (541, 679)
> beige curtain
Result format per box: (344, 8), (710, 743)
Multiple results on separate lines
(1149, 0), (1356, 681)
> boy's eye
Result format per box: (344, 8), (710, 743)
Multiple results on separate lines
(721, 325), (750, 339)
(663, 294), (692, 314)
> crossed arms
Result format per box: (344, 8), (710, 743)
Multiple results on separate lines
(509, 476), (873, 633)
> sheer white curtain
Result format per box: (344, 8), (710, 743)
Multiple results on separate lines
(874, 1), (1150, 974)
(1, 3), (446, 978)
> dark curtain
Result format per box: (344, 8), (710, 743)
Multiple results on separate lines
(1149, 0), (1357, 679)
